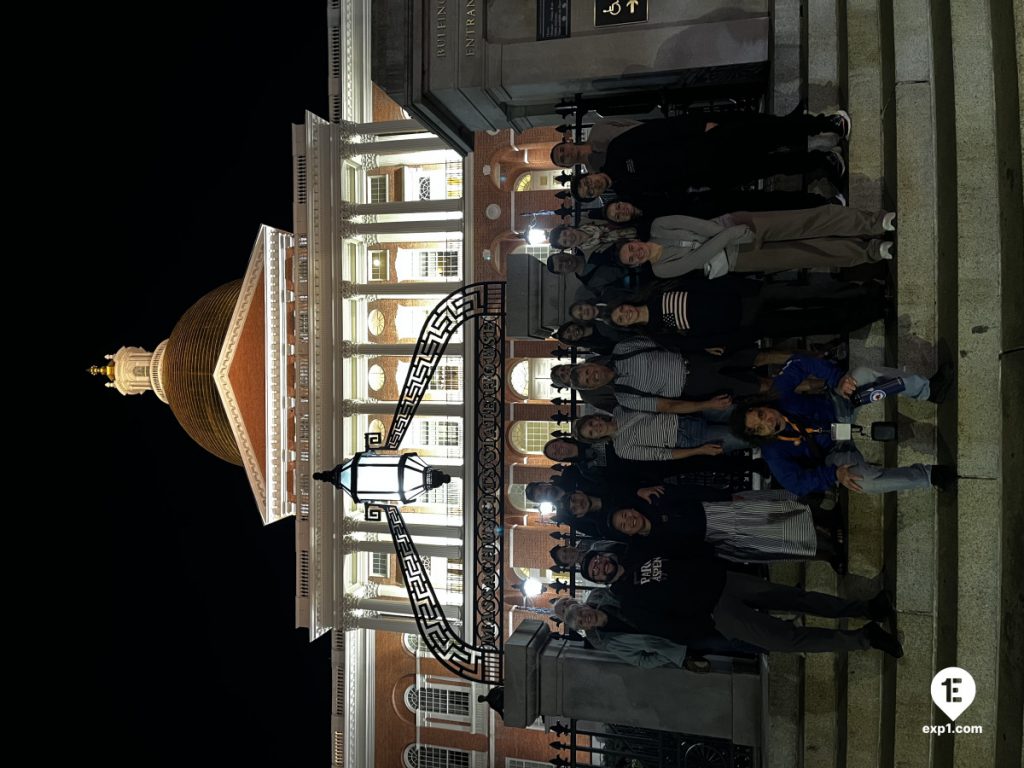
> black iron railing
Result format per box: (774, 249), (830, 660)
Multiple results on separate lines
(532, 93), (773, 767)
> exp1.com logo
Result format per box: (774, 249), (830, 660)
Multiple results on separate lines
(924, 667), (984, 735)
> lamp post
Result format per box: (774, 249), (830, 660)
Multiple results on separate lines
(313, 433), (451, 506)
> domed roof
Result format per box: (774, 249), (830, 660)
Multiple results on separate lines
(163, 280), (244, 465)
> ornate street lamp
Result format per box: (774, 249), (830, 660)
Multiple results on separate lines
(314, 434), (451, 505)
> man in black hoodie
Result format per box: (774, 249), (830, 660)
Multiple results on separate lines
(580, 546), (903, 656)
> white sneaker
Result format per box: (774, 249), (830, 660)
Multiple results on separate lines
(882, 212), (897, 232)
(825, 109), (852, 140)
(879, 241), (895, 260)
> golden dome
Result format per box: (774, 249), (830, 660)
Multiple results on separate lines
(163, 280), (244, 465)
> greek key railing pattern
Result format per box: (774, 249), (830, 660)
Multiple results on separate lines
(370, 503), (503, 683)
(384, 282), (505, 450)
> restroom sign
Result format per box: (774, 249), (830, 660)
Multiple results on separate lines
(595, 0), (647, 26)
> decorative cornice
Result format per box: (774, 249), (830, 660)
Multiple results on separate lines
(339, 220), (357, 239)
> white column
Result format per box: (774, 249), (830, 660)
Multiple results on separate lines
(348, 615), (422, 633)
(350, 539), (462, 559)
(340, 341), (465, 356)
(350, 520), (463, 539)
(340, 281), (459, 296)
(343, 400), (464, 417)
(353, 119), (423, 135)
(376, 583), (462, 605)
(354, 597), (462, 620)
(349, 136), (448, 155)
(352, 198), (463, 215)
(351, 219), (460, 235)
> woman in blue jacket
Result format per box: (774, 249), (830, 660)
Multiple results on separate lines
(729, 355), (955, 495)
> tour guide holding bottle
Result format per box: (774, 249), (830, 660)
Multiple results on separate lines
(728, 355), (955, 495)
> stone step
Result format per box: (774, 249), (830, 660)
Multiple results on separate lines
(802, 562), (840, 768)
(770, 0), (803, 116)
(766, 562), (804, 768)
(840, 3), (892, 768)
(947, 0), (1024, 764)
(889, 0), (948, 766)
(806, 0), (841, 113)
(845, 0), (886, 209)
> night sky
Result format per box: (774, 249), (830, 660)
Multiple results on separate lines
(63, 3), (333, 764)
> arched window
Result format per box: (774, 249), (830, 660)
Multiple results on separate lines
(509, 421), (556, 455)
(510, 242), (552, 264)
(509, 358), (560, 401)
(513, 169), (565, 192)
(404, 684), (471, 716)
(508, 484), (534, 513)
(402, 633), (429, 656)
(367, 309), (386, 336)
(403, 745), (471, 768)
(367, 364), (386, 391)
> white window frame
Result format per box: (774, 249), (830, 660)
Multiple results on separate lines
(395, 247), (464, 282)
(416, 418), (462, 448)
(509, 420), (555, 455)
(402, 677), (491, 736)
(403, 744), (474, 768)
(404, 683), (471, 719)
(509, 358), (561, 401)
(370, 552), (390, 577)
(417, 249), (460, 278)
(368, 249), (389, 281)
(367, 174), (389, 204)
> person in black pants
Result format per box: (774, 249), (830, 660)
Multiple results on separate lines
(566, 546), (903, 656)
(569, 109), (849, 202)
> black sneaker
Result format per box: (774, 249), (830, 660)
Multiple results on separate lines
(930, 464), (957, 491)
(867, 590), (896, 622)
(928, 361), (955, 404)
(864, 622), (904, 658)
(822, 146), (847, 180)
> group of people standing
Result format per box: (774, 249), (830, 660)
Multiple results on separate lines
(529, 106), (958, 669)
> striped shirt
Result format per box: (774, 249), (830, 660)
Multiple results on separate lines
(610, 406), (704, 461)
(610, 337), (687, 412)
(702, 490), (816, 562)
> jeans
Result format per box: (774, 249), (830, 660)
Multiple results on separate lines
(824, 364), (933, 493)
(677, 409), (751, 454)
